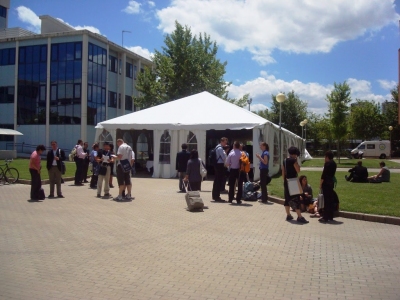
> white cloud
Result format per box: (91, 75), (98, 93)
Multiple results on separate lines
(73, 25), (101, 35)
(377, 79), (397, 90)
(123, 1), (141, 14)
(228, 71), (391, 115)
(57, 18), (102, 35)
(16, 6), (41, 33)
(250, 103), (268, 112)
(148, 1), (155, 7)
(156, 0), (398, 65)
(126, 46), (153, 60)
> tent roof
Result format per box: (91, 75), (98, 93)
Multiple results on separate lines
(0, 128), (23, 135)
(97, 91), (269, 130)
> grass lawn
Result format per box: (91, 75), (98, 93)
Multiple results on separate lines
(302, 158), (400, 169)
(0, 158), (79, 180)
(268, 171), (400, 217)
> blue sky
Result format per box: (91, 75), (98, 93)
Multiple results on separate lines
(8, 0), (400, 114)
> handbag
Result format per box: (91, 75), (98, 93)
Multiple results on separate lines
(287, 178), (302, 196)
(99, 165), (107, 176)
(120, 159), (132, 173)
(284, 159), (301, 196)
(199, 158), (207, 179)
(317, 190), (324, 210)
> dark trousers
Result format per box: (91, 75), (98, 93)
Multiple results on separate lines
(212, 163), (225, 199)
(29, 168), (41, 199)
(228, 168), (240, 201)
(322, 182), (335, 220)
(189, 181), (201, 191)
(236, 171), (246, 201)
(74, 158), (84, 184)
(82, 159), (89, 181)
(260, 168), (269, 202)
(90, 174), (98, 188)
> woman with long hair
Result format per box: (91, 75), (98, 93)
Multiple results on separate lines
(184, 149), (205, 191)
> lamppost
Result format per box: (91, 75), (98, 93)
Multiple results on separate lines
(389, 126), (393, 158)
(276, 93), (286, 165)
(300, 121), (305, 158)
(247, 97), (252, 111)
(122, 30), (131, 47)
(303, 119), (308, 147)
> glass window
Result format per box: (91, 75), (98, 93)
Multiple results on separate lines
(126, 62), (133, 78)
(26, 47), (33, 64)
(159, 130), (171, 164)
(66, 60), (74, 81)
(40, 45), (47, 62)
(366, 144), (375, 150)
(125, 95), (132, 111)
(51, 44), (58, 61)
(75, 42), (82, 60)
(87, 84), (92, 102)
(0, 5), (7, 18)
(19, 47), (25, 63)
(33, 46), (40, 63)
(0, 48), (8, 65)
(39, 85), (46, 101)
(51, 85), (57, 101)
(88, 43), (93, 61)
(358, 145), (365, 150)
(59, 43), (66, 61)
(40, 63), (47, 83)
(0, 86), (15, 103)
(133, 65), (137, 79)
(109, 55), (117, 73)
(137, 133), (149, 160)
(66, 43), (74, 61)
(102, 49), (107, 66)
(187, 132), (197, 152)
(108, 91), (117, 108)
(74, 83), (81, 99)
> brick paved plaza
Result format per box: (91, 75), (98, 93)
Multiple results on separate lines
(1, 178), (400, 300)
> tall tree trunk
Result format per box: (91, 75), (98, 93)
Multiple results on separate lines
(337, 140), (341, 163)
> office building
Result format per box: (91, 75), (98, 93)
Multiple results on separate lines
(0, 0), (153, 152)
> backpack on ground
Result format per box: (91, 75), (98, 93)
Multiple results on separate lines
(240, 152), (250, 173)
(69, 147), (77, 162)
(208, 145), (222, 167)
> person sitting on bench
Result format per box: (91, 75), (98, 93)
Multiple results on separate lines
(368, 161), (390, 183)
(345, 161), (368, 182)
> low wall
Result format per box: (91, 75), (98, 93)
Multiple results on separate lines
(0, 150), (17, 159)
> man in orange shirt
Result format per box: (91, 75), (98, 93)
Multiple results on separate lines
(29, 145), (46, 200)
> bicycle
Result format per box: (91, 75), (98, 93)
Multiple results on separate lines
(0, 159), (20, 184)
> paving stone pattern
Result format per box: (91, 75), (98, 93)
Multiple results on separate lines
(0, 179), (400, 300)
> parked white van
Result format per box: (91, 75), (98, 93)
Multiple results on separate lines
(351, 140), (390, 159)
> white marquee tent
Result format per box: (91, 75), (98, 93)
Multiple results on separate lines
(95, 91), (304, 179)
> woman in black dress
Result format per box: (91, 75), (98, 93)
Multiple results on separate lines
(319, 151), (337, 222)
(282, 146), (309, 224)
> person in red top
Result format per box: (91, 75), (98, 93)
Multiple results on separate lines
(29, 145), (46, 200)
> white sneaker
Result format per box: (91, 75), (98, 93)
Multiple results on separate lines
(113, 195), (122, 201)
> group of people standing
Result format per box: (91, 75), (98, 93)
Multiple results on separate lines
(29, 141), (66, 200)
(29, 138), (135, 202)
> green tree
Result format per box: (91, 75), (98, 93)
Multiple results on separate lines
(134, 21), (230, 109)
(349, 100), (386, 140)
(326, 81), (352, 162)
(266, 91), (308, 136)
(227, 93), (250, 108)
(255, 108), (270, 120)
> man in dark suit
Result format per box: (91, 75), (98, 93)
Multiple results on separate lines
(345, 160), (368, 183)
(46, 140), (66, 198)
(176, 143), (191, 192)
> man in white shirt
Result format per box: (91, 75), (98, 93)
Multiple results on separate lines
(114, 139), (134, 201)
(74, 139), (87, 185)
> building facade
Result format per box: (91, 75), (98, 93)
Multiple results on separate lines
(0, 4), (152, 152)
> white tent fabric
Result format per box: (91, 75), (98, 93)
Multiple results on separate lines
(96, 91), (303, 179)
(0, 129), (23, 135)
(97, 92), (268, 131)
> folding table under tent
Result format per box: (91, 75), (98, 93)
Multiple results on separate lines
(95, 91), (303, 180)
